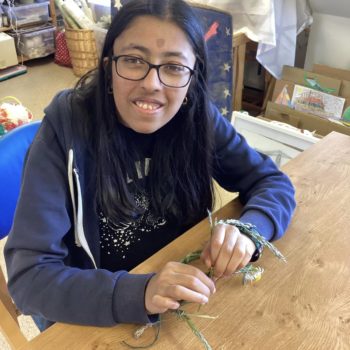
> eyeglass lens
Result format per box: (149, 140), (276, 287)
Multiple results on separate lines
(116, 56), (192, 88)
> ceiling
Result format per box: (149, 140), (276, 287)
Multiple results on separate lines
(309, 0), (350, 18)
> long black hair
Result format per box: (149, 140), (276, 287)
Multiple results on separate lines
(73, 0), (215, 225)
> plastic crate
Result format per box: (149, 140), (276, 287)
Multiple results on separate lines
(2, 2), (50, 27)
(14, 25), (55, 59)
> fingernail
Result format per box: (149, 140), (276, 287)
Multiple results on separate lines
(201, 296), (209, 304)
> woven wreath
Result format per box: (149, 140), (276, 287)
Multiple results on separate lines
(0, 96), (33, 136)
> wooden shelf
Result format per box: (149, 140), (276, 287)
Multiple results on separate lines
(1, 0), (57, 64)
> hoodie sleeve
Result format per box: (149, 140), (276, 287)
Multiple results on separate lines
(4, 91), (155, 327)
(211, 105), (296, 241)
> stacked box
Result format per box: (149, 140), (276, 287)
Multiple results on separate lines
(2, 2), (50, 27)
(265, 65), (350, 137)
(0, 32), (18, 69)
(10, 25), (55, 59)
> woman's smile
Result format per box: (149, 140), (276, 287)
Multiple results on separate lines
(133, 98), (164, 113)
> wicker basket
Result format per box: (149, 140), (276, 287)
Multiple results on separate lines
(65, 28), (99, 77)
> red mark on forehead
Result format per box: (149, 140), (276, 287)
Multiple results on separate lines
(156, 38), (165, 48)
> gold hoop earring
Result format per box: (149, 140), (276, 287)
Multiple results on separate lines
(182, 96), (188, 105)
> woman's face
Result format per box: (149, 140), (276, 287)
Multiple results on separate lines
(111, 16), (196, 134)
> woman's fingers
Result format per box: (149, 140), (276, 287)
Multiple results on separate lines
(201, 224), (257, 278)
(145, 228), (258, 316)
(164, 284), (209, 305)
(212, 225), (239, 277)
(144, 262), (216, 315)
(208, 224), (226, 267)
(201, 242), (211, 269)
(151, 295), (180, 314)
(170, 272), (212, 298)
(224, 237), (247, 275)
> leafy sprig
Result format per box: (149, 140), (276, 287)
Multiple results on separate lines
(122, 212), (287, 349)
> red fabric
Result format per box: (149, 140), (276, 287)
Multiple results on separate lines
(54, 31), (72, 67)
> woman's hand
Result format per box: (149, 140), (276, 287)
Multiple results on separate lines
(145, 262), (216, 315)
(201, 223), (256, 279)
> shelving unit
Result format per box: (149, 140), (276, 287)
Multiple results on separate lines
(0, 0), (57, 62)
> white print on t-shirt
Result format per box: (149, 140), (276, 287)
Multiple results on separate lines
(99, 191), (166, 258)
(127, 158), (151, 183)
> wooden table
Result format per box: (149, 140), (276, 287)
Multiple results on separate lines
(22, 132), (350, 349)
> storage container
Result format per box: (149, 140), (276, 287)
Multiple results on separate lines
(12, 25), (55, 59)
(2, 2), (49, 27)
(0, 32), (18, 69)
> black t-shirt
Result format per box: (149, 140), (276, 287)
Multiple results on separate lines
(99, 125), (182, 272)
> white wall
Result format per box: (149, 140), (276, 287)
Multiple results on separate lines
(309, 0), (350, 18)
(304, 13), (350, 71)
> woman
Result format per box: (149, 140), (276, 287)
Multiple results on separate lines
(5, 0), (295, 330)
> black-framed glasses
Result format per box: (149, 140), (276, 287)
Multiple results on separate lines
(112, 55), (195, 88)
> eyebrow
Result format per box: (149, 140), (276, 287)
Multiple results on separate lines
(120, 44), (189, 61)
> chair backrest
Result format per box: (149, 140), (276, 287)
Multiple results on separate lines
(0, 121), (41, 349)
(0, 121), (41, 239)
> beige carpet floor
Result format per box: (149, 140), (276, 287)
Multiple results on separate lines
(0, 56), (236, 349)
(0, 56), (78, 121)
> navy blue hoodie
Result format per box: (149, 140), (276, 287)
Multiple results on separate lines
(5, 90), (295, 329)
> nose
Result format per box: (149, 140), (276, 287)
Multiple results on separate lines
(140, 67), (162, 90)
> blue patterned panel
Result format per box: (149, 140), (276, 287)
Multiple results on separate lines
(112, 1), (233, 120)
(192, 5), (233, 120)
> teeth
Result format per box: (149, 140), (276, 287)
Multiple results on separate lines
(135, 101), (160, 110)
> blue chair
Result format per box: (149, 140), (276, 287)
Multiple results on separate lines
(0, 121), (41, 349)
(0, 121), (41, 238)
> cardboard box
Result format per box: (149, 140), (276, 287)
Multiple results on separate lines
(0, 33), (18, 69)
(312, 64), (350, 82)
(272, 79), (295, 104)
(340, 80), (350, 110)
(282, 66), (341, 96)
(291, 84), (345, 120)
(312, 64), (350, 111)
(264, 102), (350, 137)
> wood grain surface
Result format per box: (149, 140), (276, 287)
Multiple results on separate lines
(21, 132), (350, 350)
